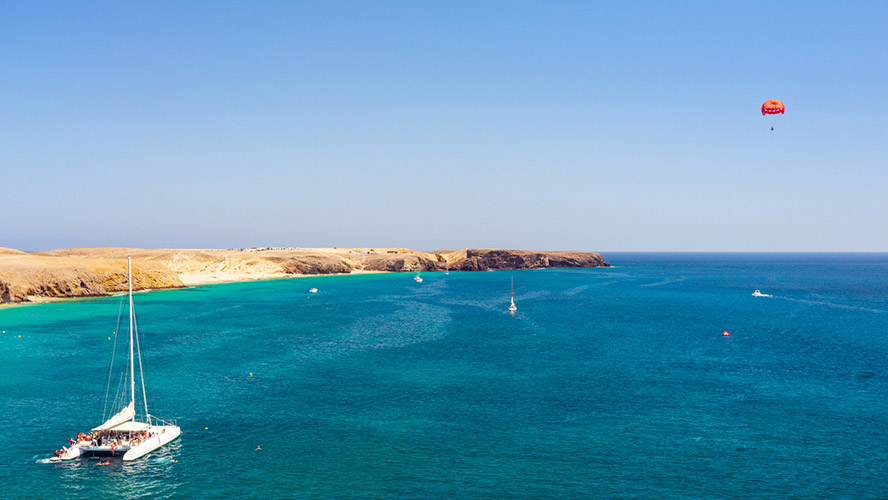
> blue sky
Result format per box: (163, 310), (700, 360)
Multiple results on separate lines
(2, 1), (886, 251)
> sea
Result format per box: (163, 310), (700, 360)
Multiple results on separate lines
(1, 253), (887, 499)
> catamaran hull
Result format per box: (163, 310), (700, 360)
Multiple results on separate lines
(49, 446), (82, 462)
(53, 425), (181, 462)
(123, 425), (181, 461)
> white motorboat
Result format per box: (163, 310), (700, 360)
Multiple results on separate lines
(50, 256), (180, 463)
(309, 288), (318, 293)
(752, 289), (772, 298)
(508, 277), (517, 312)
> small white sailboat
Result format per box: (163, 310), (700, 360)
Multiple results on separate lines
(508, 277), (517, 312)
(50, 256), (180, 463)
(444, 262), (449, 276)
(414, 266), (423, 283)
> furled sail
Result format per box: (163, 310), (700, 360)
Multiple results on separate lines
(92, 402), (135, 431)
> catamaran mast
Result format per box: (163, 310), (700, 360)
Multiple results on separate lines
(128, 256), (136, 413)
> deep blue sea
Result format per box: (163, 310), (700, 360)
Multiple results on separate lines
(2, 253), (887, 499)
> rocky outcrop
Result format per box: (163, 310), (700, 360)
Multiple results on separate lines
(446, 249), (609, 271)
(359, 254), (440, 272)
(281, 255), (353, 275)
(0, 258), (183, 304)
(546, 252), (609, 268)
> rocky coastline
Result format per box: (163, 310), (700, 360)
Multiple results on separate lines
(0, 247), (609, 304)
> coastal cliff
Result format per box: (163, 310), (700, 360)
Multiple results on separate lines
(0, 255), (184, 303)
(445, 249), (608, 271)
(0, 247), (608, 303)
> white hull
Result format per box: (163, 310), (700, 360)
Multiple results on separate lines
(49, 446), (82, 462)
(52, 424), (181, 462)
(123, 425), (181, 461)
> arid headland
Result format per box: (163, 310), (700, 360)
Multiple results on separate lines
(0, 247), (609, 304)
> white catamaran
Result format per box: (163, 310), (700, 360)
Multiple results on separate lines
(50, 256), (180, 462)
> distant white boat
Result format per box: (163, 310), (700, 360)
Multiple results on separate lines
(752, 289), (772, 298)
(309, 288), (318, 293)
(508, 277), (517, 312)
(50, 256), (180, 463)
(413, 263), (423, 283)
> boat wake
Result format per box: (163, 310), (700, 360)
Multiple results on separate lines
(641, 277), (686, 287)
(775, 296), (885, 314)
(562, 285), (590, 296)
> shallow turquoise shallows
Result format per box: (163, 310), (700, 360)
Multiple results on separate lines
(2, 253), (887, 499)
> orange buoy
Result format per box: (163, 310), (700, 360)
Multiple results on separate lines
(722, 331), (731, 336)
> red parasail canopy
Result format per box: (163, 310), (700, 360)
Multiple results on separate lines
(762, 100), (785, 115)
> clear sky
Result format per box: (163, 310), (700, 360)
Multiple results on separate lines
(2, 1), (886, 252)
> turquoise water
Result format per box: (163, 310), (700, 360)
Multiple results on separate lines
(2, 253), (887, 499)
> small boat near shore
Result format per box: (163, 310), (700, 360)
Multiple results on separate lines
(508, 277), (517, 312)
(49, 256), (180, 463)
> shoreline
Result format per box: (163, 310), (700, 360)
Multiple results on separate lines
(0, 247), (609, 306)
(179, 268), (391, 286)
(0, 269), (399, 308)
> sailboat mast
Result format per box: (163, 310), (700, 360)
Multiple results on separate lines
(128, 256), (136, 410)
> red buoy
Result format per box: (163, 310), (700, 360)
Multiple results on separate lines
(722, 331), (731, 337)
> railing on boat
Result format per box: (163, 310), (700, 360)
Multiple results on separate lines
(149, 415), (178, 427)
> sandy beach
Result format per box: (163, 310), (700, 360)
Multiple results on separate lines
(176, 271), (292, 285)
